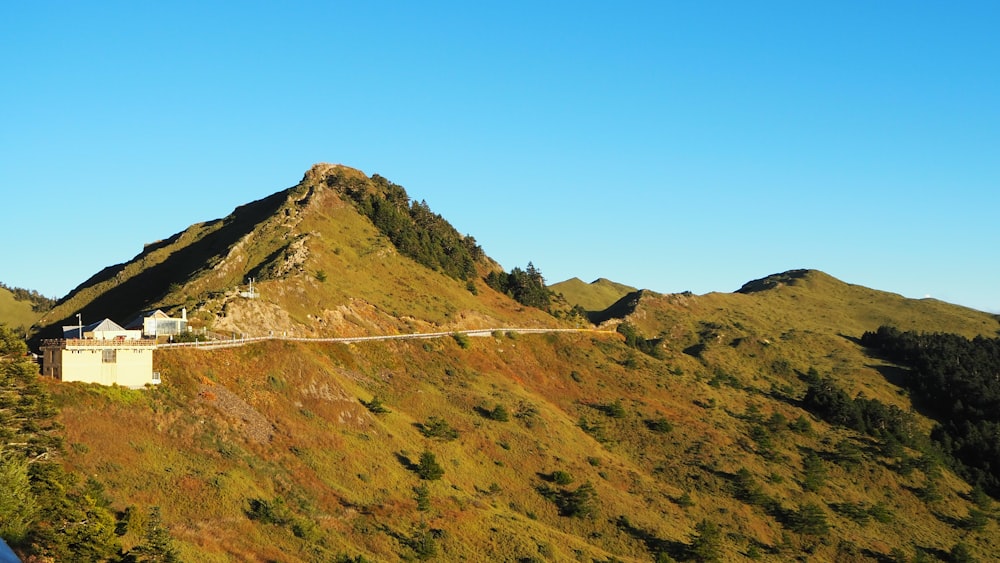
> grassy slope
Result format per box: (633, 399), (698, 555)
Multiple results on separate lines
(0, 287), (40, 330)
(550, 278), (637, 313)
(51, 271), (1000, 561)
(34, 165), (559, 344)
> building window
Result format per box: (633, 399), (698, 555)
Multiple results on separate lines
(102, 349), (116, 363)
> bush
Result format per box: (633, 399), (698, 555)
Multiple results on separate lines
(789, 502), (829, 536)
(790, 415), (813, 434)
(408, 523), (439, 560)
(558, 482), (597, 518)
(801, 452), (826, 492)
(418, 417), (459, 441)
(361, 395), (391, 415)
(451, 332), (471, 349)
(414, 484), (431, 511)
(416, 451), (444, 481)
(868, 502), (893, 523)
(486, 404), (510, 422)
(246, 497), (293, 526)
(689, 519), (723, 562)
(602, 400), (627, 419)
(645, 417), (674, 433)
(551, 470), (573, 485)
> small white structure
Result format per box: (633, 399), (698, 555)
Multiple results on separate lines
(125, 308), (188, 337)
(240, 278), (260, 299)
(42, 318), (158, 388)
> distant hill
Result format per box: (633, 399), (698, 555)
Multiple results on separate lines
(550, 277), (637, 313)
(0, 284), (53, 330)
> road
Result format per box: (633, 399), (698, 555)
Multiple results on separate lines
(156, 327), (614, 350)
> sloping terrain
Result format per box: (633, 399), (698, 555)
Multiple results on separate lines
(550, 277), (637, 314)
(33, 165), (558, 344)
(0, 286), (46, 330)
(17, 165), (1000, 561)
(48, 270), (1000, 561)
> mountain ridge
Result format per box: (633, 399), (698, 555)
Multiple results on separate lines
(8, 166), (1000, 561)
(31, 165), (556, 346)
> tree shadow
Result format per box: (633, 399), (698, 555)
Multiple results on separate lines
(866, 363), (909, 388)
(614, 515), (689, 561)
(837, 333), (863, 345)
(394, 451), (417, 472)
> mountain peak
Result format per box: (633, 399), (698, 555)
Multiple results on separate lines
(302, 162), (365, 184)
(735, 269), (829, 294)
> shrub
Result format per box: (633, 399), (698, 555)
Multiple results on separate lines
(408, 523), (439, 560)
(676, 492), (694, 508)
(789, 502), (829, 536)
(868, 502), (893, 523)
(801, 452), (826, 492)
(950, 542), (978, 563)
(451, 332), (471, 349)
(514, 401), (541, 428)
(418, 417), (459, 441)
(486, 403), (510, 422)
(831, 502), (871, 525)
(689, 519), (724, 562)
(645, 417), (674, 433)
(834, 439), (864, 468)
(414, 484), (431, 511)
(246, 497), (293, 526)
(558, 482), (597, 518)
(416, 451), (444, 481)
(551, 470), (573, 485)
(361, 395), (391, 415)
(602, 399), (627, 419)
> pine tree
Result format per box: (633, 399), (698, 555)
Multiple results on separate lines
(129, 506), (179, 562)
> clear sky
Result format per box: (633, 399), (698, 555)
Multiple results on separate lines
(2, 2), (998, 313)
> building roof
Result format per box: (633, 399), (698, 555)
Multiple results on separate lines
(125, 309), (167, 330)
(62, 318), (127, 338)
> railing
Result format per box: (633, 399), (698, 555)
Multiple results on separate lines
(41, 338), (158, 348)
(156, 327), (613, 350)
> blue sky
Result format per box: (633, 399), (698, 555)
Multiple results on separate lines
(2, 2), (998, 313)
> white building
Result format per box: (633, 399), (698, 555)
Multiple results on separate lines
(125, 308), (188, 338)
(41, 318), (158, 388)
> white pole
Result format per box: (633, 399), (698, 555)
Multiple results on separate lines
(76, 313), (82, 339)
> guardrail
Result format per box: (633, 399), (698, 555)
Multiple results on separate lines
(155, 327), (611, 350)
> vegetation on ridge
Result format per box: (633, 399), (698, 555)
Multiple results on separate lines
(327, 170), (486, 281)
(861, 326), (1000, 496)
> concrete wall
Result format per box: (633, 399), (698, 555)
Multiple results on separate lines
(45, 344), (155, 388)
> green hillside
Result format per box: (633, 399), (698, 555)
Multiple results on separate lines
(0, 283), (55, 331)
(9, 165), (1000, 561)
(550, 277), (637, 313)
(39, 270), (1000, 562)
(0, 287), (37, 330)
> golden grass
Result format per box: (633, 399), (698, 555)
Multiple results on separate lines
(47, 293), (1000, 561)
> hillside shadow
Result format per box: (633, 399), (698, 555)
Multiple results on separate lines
(867, 363), (909, 388)
(588, 290), (644, 325)
(614, 516), (688, 561)
(32, 189), (293, 343)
